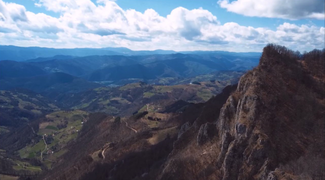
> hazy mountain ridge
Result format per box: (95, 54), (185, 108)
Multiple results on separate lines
(0, 45), (261, 62)
(0, 51), (258, 91)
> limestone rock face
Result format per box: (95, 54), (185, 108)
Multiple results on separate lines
(197, 123), (217, 145)
(158, 45), (325, 180)
(178, 121), (190, 138)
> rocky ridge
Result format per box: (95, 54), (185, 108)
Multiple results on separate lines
(158, 44), (325, 180)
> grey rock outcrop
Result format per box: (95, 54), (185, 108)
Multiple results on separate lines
(197, 123), (217, 145)
(178, 122), (191, 139)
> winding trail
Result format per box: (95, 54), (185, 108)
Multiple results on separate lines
(28, 124), (36, 135)
(101, 143), (114, 160)
(101, 148), (108, 159)
(40, 135), (48, 161)
(101, 120), (137, 160)
(123, 120), (138, 133)
(28, 123), (48, 161)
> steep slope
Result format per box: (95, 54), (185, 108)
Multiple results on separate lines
(157, 44), (325, 180)
(35, 84), (236, 180)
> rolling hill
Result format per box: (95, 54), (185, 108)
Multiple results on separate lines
(0, 72), (101, 95)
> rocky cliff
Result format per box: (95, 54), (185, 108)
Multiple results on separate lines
(157, 44), (325, 180)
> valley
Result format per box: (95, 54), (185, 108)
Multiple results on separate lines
(0, 77), (239, 178)
(0, 46), (249, 178)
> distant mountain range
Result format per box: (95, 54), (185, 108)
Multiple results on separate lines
(0, 49), (260, 92)
(0, 45), (261, 61)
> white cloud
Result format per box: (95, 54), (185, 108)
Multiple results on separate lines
(0, 0), (323, 52)
(37, 0), (96, 13)
(218, 0), (325, 20)
(0, 0), (28, 22)
(34, 3), (42, 8)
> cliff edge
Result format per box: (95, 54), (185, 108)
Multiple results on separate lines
(158, 44), (325, 180)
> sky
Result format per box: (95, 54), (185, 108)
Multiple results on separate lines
(0, 0), (324, 52)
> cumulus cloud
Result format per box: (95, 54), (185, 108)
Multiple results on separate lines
(0, 0), (63, 36)
(0, 0), (28, 22)
(0, 0), (324, 52)
(218, 0), (325, 20)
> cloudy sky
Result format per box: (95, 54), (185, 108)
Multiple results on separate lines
(0, 0), (324, 52)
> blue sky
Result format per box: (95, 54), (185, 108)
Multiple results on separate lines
(0, 0), (324, 52)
